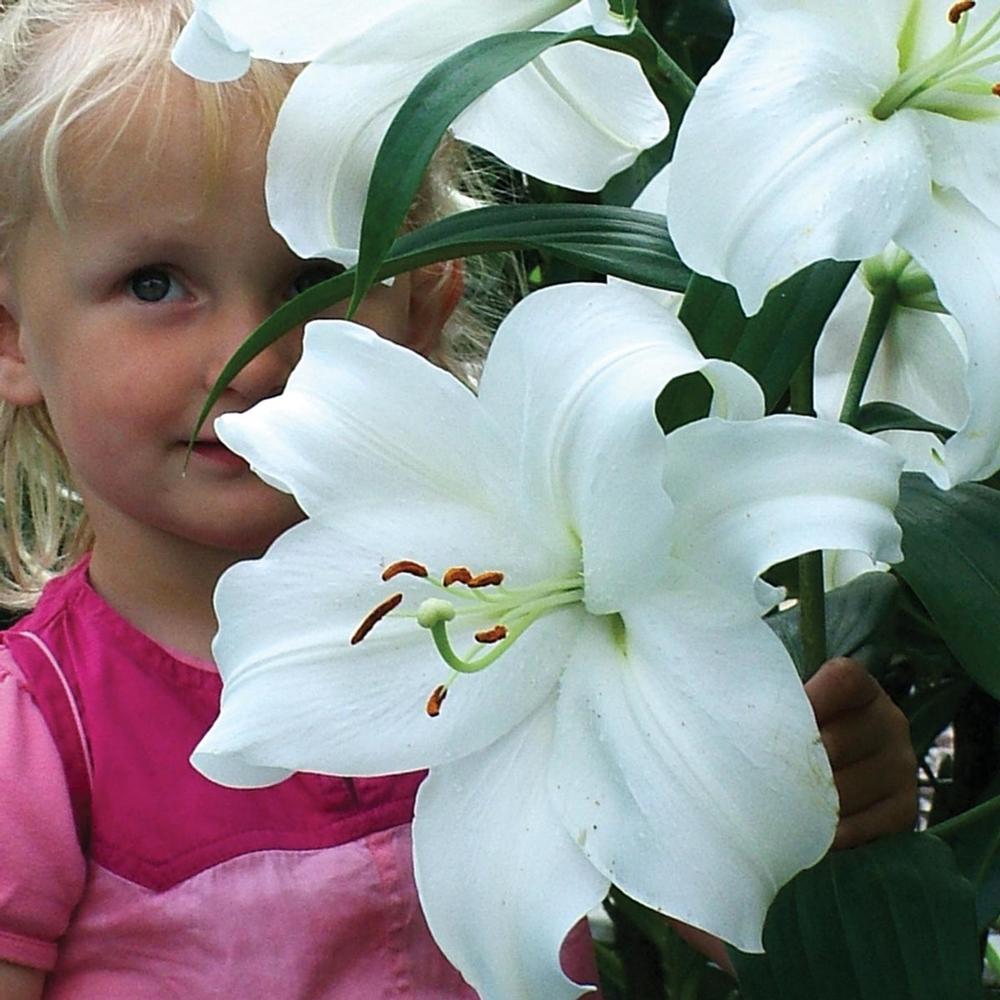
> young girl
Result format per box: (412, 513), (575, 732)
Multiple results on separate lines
(0, 1), (917, 997)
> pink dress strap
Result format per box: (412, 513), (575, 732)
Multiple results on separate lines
(4, 630), (93, 848)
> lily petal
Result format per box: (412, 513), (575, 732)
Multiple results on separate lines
(667, 14), (929, 314)
(550, 585), (836, 952)
(661, 415), (904, 609)
(814, 274), (969, 479)
(176, 0), (663, 261)
(899, 186), (1000, 486)
(452, 36), (669, 193)
(175, 0), (577, 72)
(263, 59), (421, 263)
(921, 115), (1000, 231)
(216, 322), (506, 521)
(197, 516), (580, 784)
(728, 0), (911, 53)
(414, 701), (608, 1000)
(477, 283), (764, 614)
(171, 6), (251, 82)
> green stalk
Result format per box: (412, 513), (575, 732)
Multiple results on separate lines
(838, 283), (898, 427)
(790, 355), (827, 678)
(928, 790), (1000, 842)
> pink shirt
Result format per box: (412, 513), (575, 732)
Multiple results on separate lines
(0, 561), (597, 997)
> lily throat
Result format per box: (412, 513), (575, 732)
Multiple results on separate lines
(873, 0), (1000, 121)
(351, 559), (585, 716)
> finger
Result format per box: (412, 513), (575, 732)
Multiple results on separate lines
(832, 789), (919, 850)
(805, 657), (882, 726)
(820, 694), (911, 770)
(833, 741), (918, 818)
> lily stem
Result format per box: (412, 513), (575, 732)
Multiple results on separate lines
(790, 354), (827, 678)
(838, 283), (897, 427)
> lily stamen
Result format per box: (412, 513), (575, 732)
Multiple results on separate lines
(949, 1), (975, 25)
(468, 571), (505, 588)
(474, 625), (508, 644)
(443, 566), (473, 587)
(382, 559), (429, 581)
(350, 592), (403, 645)
(426, 684), (448, 718)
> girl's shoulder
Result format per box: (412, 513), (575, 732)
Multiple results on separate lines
(0, 645), (87, 973)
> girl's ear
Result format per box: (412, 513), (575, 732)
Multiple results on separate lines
(0, 269), (44, 406)
(407, 259), (465, 358)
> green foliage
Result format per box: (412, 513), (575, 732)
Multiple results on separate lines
(679, 264), (858, 412)
(729, 833), (981, 1000)
(895, 473), (1000, 701)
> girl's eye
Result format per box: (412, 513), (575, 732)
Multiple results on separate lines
(127, 267), (185, 304)
(290, 262), (345, 296)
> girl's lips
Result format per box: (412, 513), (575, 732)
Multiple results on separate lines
(189, 440), (249, 470)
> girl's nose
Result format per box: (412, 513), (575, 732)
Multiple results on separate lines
(205, 300), (302, 403)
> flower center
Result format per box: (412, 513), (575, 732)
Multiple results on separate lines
(873, 0), (1000, 120)
(351, 559), (585, 716)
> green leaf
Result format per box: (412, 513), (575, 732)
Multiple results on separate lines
(901, 678), (971, 759)
(654, 371), (712, 435)
(609, 0), (639, 22)
(931, 794), (1000, 931)
(895, 472), (1000, 699)
(189, 203), (688, 444)
(678, 261), (857, 411)
(729, 833), (981, 1000)
(855, 401), (955, 440)
(351, 24), (693, 313)
(764, 571), (899, 682)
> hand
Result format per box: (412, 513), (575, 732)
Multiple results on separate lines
(805, 657), (918, 850)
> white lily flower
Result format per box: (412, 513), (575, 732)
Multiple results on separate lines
(196, 283), (903, 999)
(173, 1), (667, 265)
(666, 0), (1000, 486)
(815, 255), (970, 486)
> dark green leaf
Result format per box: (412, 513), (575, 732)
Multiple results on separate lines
(764, 572), (898, 682)
(855, 401), (955, 440)
(678, 261), (857, 411)
(931, 794), (1000, 931)
(189, 203), (688, 444)
(654, 371), (712, 435)
(901, 678), (971, 759)
(729, 833), (981, 1000)
(895, 472), (1000, 699)
(352, 25), (693, 312)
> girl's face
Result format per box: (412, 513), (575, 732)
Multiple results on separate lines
(0, 86), (450, 570)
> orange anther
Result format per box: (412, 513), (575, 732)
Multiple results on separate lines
(382, 559), (429, 581)
(426, 684), (448, 717)
(949, 0), (975, 23)
(993, 82), (1000, 96)
(468, 571), (504, 589)
(443, 566), (473, 587)
(350, 593), (403, 645)
(474, 625), (509, 644)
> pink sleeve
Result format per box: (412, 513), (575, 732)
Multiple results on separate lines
(0, 650), (86, 971)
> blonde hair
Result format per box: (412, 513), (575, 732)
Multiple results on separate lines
(0, 0), (492, 611)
